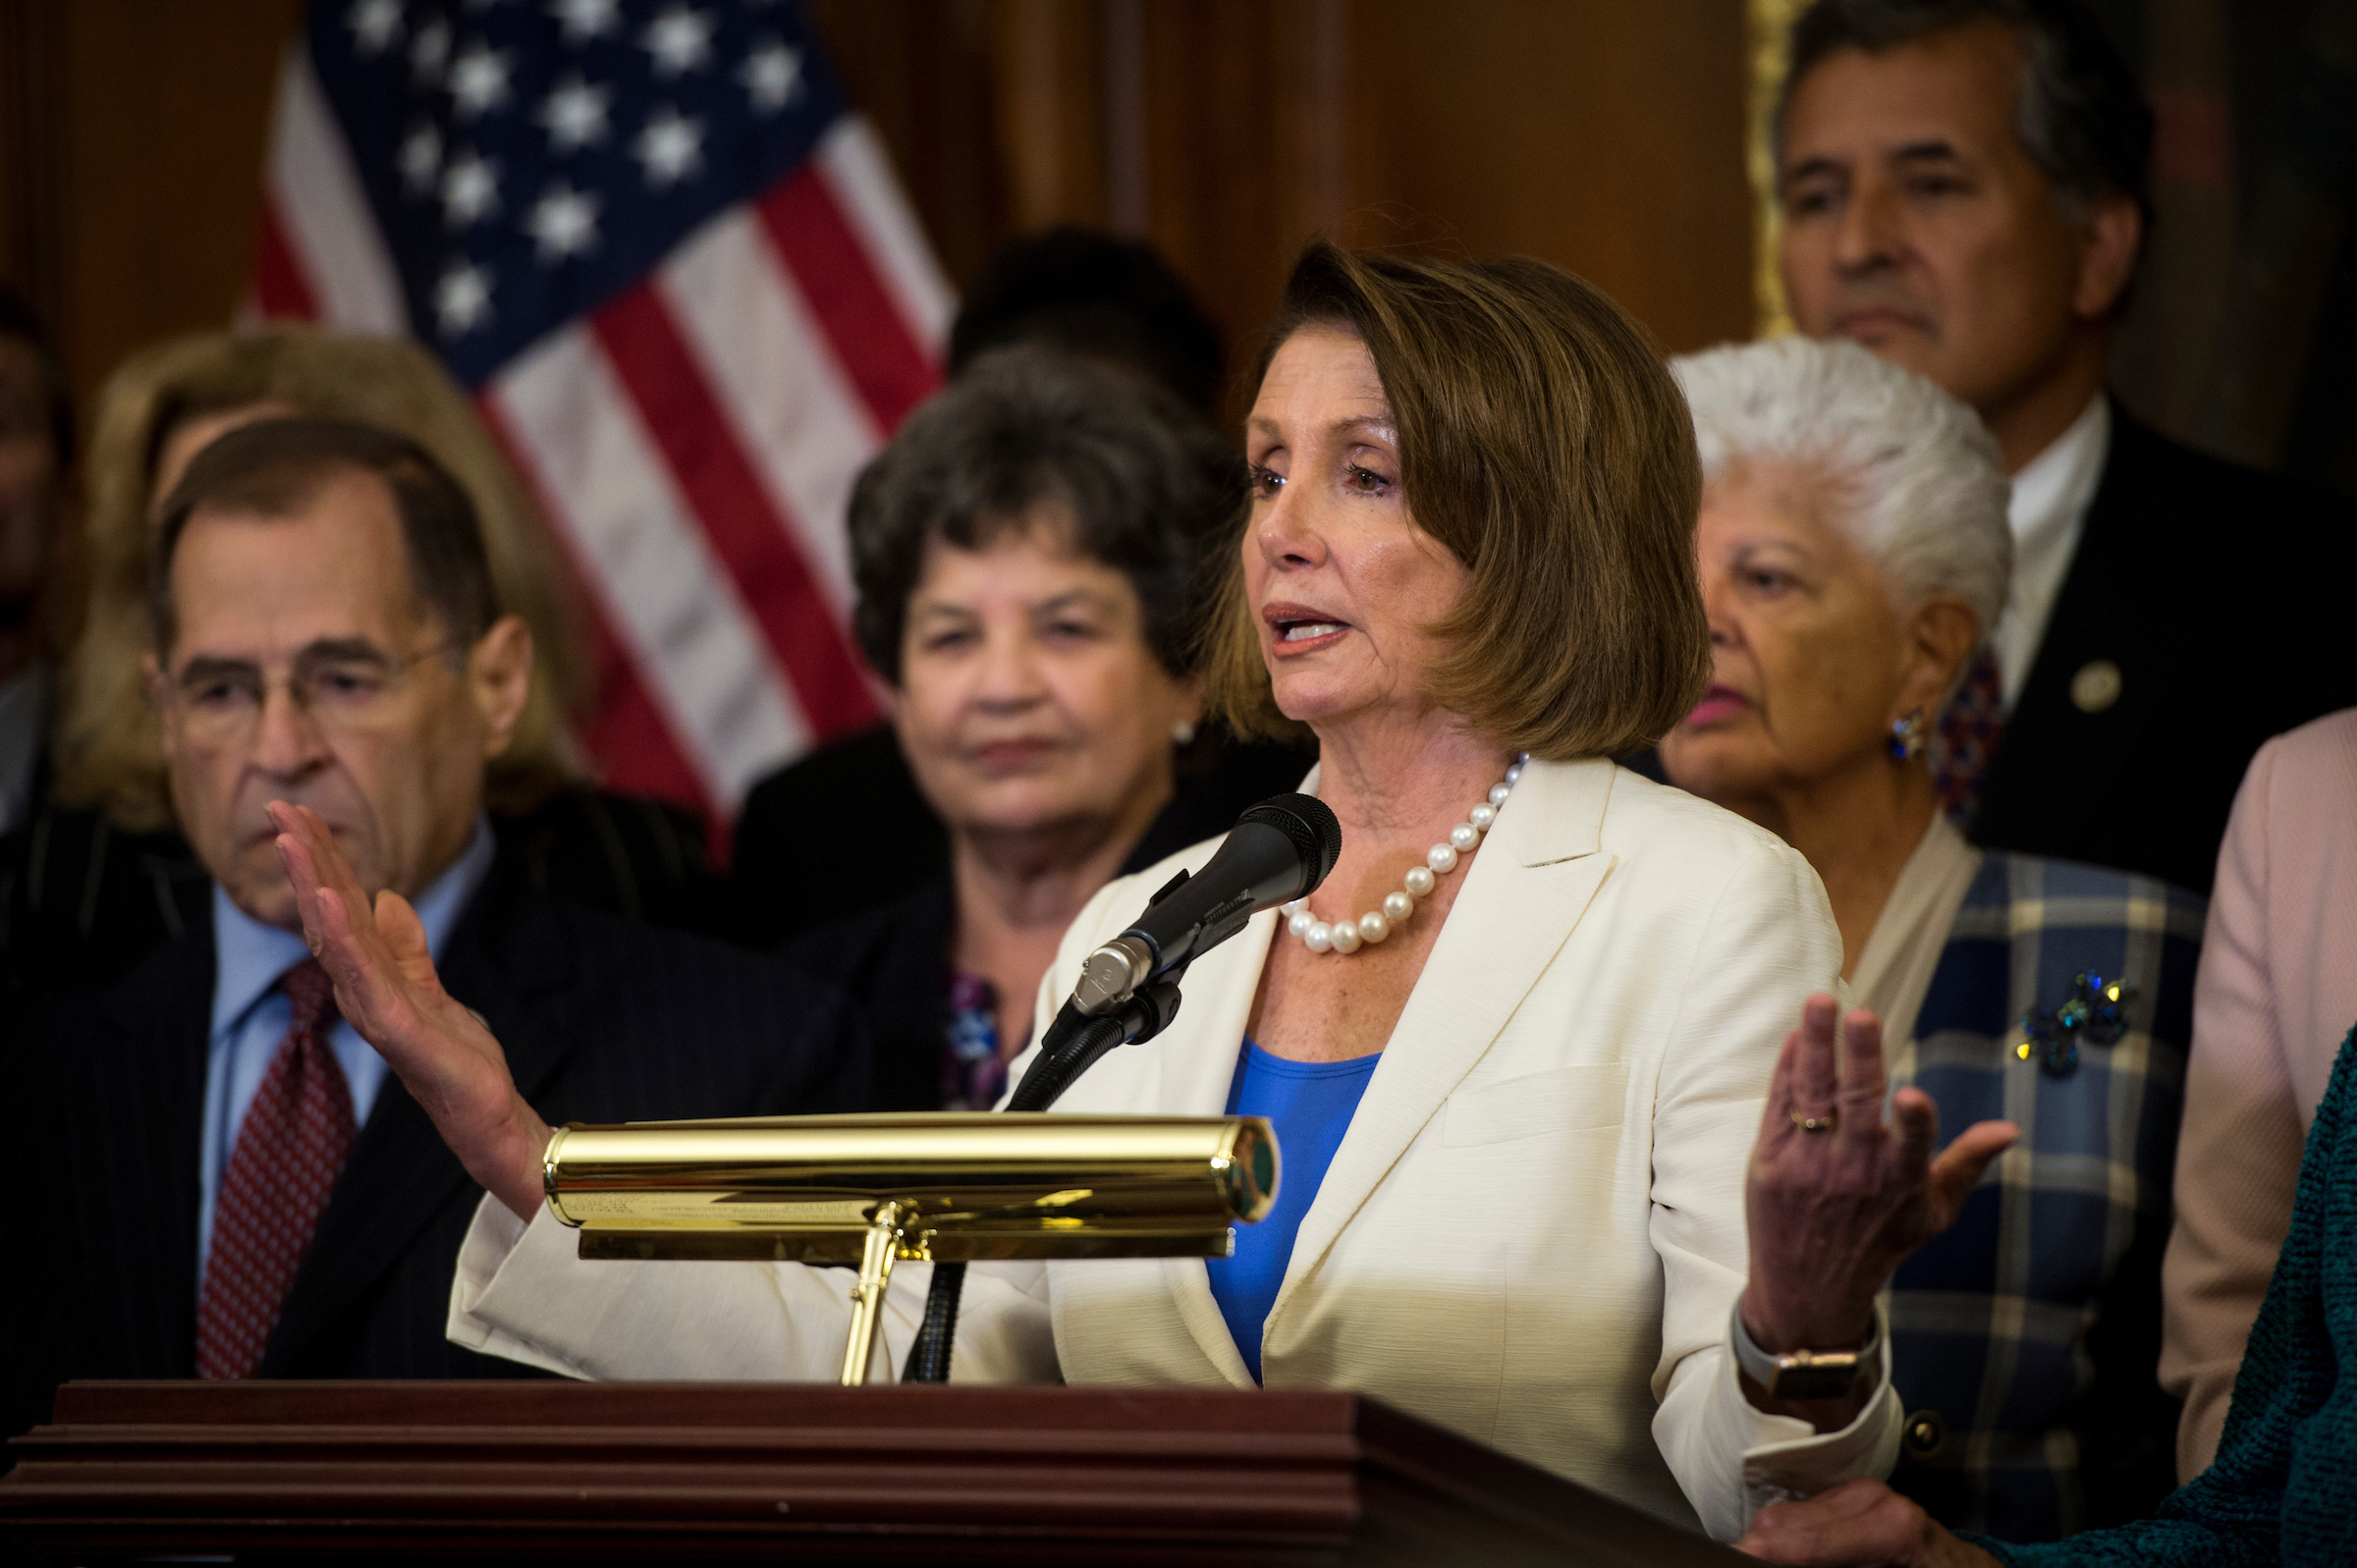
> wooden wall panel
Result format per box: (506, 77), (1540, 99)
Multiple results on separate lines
(1135, 0), (1309, 410)
(1130, 0), (1752, 418)
(807, 0), (1011, 295)
(989, 0), (1111, 232)
(1336, 1), (1754, 355)
(1, 0), (302, 426)
(7, 0), (1754, 439)
(0, 0), (69, 340)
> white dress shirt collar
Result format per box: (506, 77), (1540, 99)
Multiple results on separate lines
(1995, 395), (2110, 714)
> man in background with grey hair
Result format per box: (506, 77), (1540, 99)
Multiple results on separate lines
(2, 417), (869, 1450)
(1775, 0), (2357, 899)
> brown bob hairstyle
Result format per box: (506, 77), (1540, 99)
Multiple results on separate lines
(1201, 243), (1711, 760)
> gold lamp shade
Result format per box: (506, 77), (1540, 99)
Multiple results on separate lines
(544, 1112), (1280, 1265)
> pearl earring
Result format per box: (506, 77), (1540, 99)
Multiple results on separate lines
(1172, 718), (1197, 747)
(1889, 710), (1928, 761)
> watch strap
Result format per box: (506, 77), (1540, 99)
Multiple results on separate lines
(1729, 1297), (1881, 1400)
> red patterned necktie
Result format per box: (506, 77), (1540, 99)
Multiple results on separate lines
(1930, 646), (2006, 825)
(195, 958), (356, 1379)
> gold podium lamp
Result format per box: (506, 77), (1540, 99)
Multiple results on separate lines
(543, 1112), (1279, 1384)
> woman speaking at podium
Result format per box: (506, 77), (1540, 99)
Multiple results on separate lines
(277, 244), (1999, 1542)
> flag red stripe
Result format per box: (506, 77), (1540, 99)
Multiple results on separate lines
(472, 391), (719, 823)
(590, 283), (882, 741)
(250, 194), (321, 321)
(579, 619), (724, 833)
(754, 165), (939, 435)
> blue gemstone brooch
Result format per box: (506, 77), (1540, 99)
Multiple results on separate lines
(2017, 973), (2133, 1077)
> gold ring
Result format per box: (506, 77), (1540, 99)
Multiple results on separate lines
(1790, 1110), (1837, 1134)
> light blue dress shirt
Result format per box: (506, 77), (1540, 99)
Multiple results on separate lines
(196, 816), (496, 1285)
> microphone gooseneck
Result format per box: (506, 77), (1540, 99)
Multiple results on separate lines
(900, 792), (1343, 1384)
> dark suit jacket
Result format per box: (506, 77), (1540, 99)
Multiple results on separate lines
(1, 848), (869, 1445)
(1971, 407), (2357, 894)
(730, 725), (1315, 947)
(780, 878), (955, 1112)
(0, 786), (725, 1031)
(770, 734), (1318, 1111)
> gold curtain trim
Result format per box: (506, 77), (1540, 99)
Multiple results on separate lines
(1749, 0), (1802, 338)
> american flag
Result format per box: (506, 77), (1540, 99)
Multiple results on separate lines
(247, 0), (952, 821)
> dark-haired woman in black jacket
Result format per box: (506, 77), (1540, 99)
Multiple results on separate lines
(733, 346), (1309, 1109)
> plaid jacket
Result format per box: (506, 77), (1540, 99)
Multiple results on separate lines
(1885, 851), (2203, 1541)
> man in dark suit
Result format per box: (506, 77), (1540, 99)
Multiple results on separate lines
(3, 419), (866, 1442)
(1775, 0), (2357, 894)
(0, 286), (69, 838)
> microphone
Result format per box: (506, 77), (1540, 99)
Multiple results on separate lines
(1069, 793), (1343, 1017)
(900, 792), (1342, 1385)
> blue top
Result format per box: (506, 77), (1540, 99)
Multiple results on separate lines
(197, 816), (496, 1285)
(1203, 1037), (1380, 1383)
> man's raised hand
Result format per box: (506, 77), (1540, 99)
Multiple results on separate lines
(270, 799), (549, 1217)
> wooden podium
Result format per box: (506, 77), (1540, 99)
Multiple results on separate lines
(1, 1380), (1749, 1564)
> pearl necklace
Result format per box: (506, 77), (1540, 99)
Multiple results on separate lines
(1283, 754), (1528, 954)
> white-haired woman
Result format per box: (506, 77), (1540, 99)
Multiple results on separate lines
(1659, 339), (2206, 1542)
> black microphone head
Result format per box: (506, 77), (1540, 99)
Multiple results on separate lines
(1236, 793), (1343, 897)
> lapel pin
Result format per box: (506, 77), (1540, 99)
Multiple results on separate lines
(2070, 659), (2122, 714)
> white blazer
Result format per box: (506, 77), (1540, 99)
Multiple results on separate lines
(448, 759), (1899, 1540)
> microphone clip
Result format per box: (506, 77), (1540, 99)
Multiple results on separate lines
(1072, 935), (1155, 1017)
(1071, 865), (1191, 1017)
(1070, 865), (1256, 1018)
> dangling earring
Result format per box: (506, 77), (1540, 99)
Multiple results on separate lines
(1889, 709), (1927, 761)
(1172, 718), (1198, 747)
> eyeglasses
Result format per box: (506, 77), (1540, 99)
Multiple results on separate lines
(155, 639), (462, 745)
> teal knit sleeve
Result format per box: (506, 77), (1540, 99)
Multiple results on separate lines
(1975, 1025), (2357, 1568)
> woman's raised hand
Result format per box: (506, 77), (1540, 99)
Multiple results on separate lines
(1742, 995), (2018, 1389)
(270, 800), (551, 1218)
(1737, 1480), (2001, 1565)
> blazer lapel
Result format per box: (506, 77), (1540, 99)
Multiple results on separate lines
(1267, 758), (1618, 1332)
(1975, 406), (2193, 854)
(1151, 904), (1282, 1389)
(260, 873), (580, 1374)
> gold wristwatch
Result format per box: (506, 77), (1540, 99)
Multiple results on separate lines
(1729, 1298), (1880, 1401)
